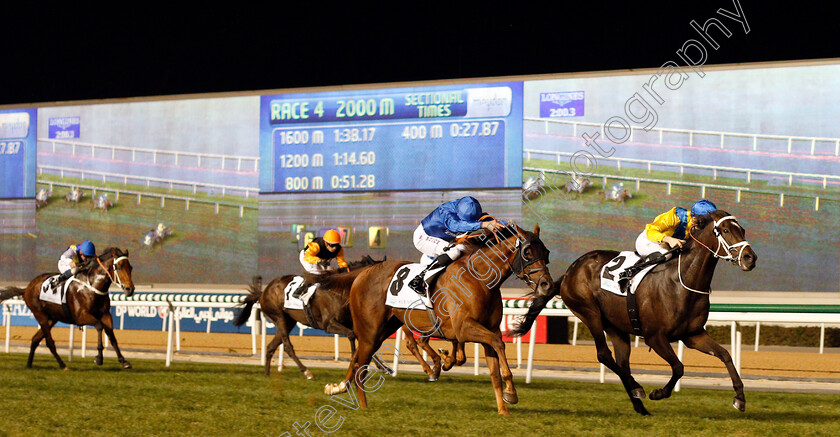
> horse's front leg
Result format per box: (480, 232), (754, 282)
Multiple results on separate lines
(94, 321), (104, 366)
(100, 313), (131, 369)
(645, 334), (683, 402)
(684, 330), (746, 412)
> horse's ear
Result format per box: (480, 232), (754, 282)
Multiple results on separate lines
(533, 224), (541, 236)
(125, 249), (129, 257)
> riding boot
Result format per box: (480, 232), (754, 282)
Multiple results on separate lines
(408, 254), (453, 295)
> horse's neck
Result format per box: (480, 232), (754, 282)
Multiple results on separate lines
(80, 262), (111, 293)
(680, 232), (719, 293)
(458, 237), (518, 289)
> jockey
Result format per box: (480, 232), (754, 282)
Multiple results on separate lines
(299, 229), (349, 275)
(635, 199), (718, 262)
(408, 196), (502, 294)
(156, 222), (168, 237)
(608, 182), (625, 200)
(58, 240), (96, 281)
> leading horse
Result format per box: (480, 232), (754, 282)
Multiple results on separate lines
(511, 210), (756, 415)
(326, 224), (554, 416)
(0, 247), (136, 369)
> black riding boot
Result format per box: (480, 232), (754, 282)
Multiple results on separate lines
(408, 254), (453, 295)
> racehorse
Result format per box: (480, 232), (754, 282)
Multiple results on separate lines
(510, 210), (756, 415)
(64, 187), (85, 206)
(564, 177), (592, 199)
(0, 248), (136, 369)
(232, 256), (385, 379)
(600, 183), (632, 203)
(325, 224), (554, 416)
(91, 194), (114, 213)
(36, 188), (51, 209)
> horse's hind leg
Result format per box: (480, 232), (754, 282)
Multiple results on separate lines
(40, 321), (67, 370)
(645, 334), (683, 402)
(684, 330), (746, 412)
(263, 331), (284, 377)
(605, 327), (645, 399)
(401, 327), (437, 381)
(578, 311), (650, 415)
(100, 313), (131, 369)
(27, 327), (47, 368)
(415, 334), (442, 381)
(275, 312), (313, 379)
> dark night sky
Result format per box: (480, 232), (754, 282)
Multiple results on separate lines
(1, 2), (838, 105)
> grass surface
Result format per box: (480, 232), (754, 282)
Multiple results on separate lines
(1, 354), (838, 437)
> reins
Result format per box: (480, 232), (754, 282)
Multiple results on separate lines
(681, 215), (751, 294)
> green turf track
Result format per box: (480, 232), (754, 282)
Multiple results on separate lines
(1, 354), (838, 436)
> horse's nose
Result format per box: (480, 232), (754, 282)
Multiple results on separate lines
(538, 277), (552, 295)
(742, 251), (757, 271)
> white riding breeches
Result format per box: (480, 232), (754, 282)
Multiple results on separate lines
(57, 258), (76, 276)
(413, 224), (465, 265)
(634, 231), (669, 258)
(299, 250), (334, 275)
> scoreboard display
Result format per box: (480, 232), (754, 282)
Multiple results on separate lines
(259, 82), (523, 193)
(0, 108), (36, 199)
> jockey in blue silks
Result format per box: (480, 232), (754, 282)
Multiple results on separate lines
(58, 240), (96, 281)
(408, 196), (502, 294)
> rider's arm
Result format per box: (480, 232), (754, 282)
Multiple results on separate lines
(644, 207), (680, 243)
(303, 241), (322, 264)
(335, 248), (349, 270)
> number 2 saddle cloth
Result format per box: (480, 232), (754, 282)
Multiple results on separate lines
(599, 252), (658, 296)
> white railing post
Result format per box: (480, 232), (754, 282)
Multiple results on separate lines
(526, 317), (537, 384)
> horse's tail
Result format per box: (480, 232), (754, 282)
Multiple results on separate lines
(506, 273), (565, 337)
(0, 286), (25, 303)
(233, 276), (264, 327)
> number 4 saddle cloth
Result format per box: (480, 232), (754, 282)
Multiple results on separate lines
(385, 264), (440, 309)
(599, 251), (658, 296)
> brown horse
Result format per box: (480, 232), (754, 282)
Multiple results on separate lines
(325, 224), (554, 416)
(0, 247), (136, 369)
(511, 210), (757, 415)
(232, 256), (387, 379)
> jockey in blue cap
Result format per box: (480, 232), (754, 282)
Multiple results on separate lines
(408, 196), (502, 294)
(635, 199), (718, 262)
(58, 240), (97, 281)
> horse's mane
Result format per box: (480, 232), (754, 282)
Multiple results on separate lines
(682, 212), (718, 251)
(306, 255), (386, 292)
(459, 224), (529, 255)
(76, 247), (125, 275)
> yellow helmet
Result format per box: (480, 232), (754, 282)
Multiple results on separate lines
(323, 229), (341, 244)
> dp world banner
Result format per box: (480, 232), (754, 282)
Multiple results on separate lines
(0, 108), (37, 199)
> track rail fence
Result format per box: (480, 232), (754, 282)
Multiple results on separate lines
(525, 117), (840, 156)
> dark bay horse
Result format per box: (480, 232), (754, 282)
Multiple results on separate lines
(511, 210), (757, 415)
(0, 247), (136, 369)
(232, 256), (385, 379)
(325, 224), (554, 416)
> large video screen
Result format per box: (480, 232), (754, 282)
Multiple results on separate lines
(259, 82), (523, 193)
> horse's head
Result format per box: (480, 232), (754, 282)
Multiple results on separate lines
(101, 248), (136, 296)
(690, 210), (757, 271)
(482, 223), (553, 296)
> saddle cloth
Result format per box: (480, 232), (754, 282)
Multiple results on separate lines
(384, 264), (443, 309)
(39, 275), (70, 305)
(283, 276), (318, 310)
(599, 251), (657, 296)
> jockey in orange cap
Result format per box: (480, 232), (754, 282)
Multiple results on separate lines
(299, 229), (349, 275)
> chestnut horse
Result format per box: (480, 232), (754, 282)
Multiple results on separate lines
(325, 224), (554, 416)
(0, 247), (136, 369)
(232, 256), (387, 379)
(511, 210), (756, 415)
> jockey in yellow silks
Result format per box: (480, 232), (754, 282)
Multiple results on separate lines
(635, 199), (718, 262)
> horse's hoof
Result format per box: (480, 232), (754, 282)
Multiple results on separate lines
(631, 388), (646, 399)
(304, 370), (315, 380)
(733, 398), (746, 412)
(502, 391), (519, 405)
(94, 357), (103, 366)
(324, 381), (347, 396)
(122, 361), (132, 369)
(649, 389), (667, 401)
(427, 374), (438, 382)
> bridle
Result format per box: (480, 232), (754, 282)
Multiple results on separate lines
(97, 255), (131, 292)
(688, 215), (751, 268)
(680, 215), (752, 294)
(509, 234), (551, 291)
